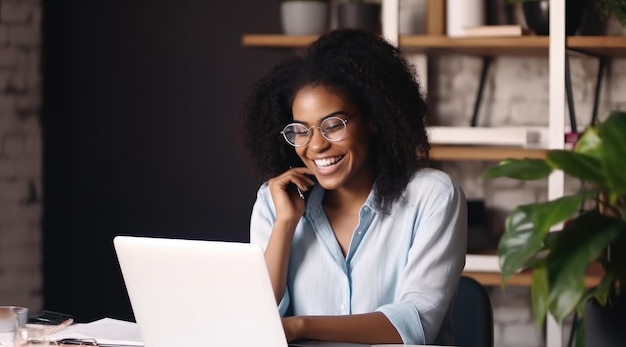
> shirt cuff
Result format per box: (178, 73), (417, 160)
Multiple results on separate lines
(376, 302), (425, 345)
(278, 290), (291, 316)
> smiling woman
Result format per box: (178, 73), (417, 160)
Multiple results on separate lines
(237, 29), (467, 346)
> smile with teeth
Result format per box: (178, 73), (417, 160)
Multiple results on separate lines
(313, 156), (344, 168)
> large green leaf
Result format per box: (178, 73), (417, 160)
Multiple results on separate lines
(499, 207), (545, 280)
(574, 126), (602, 160)
(483, 158), (554, 180)
(546, 211), (623, 322)
(530, 265), (549, 328)
(604, 231), (626, 286)
(577, 273), (616, 316)
(529, 194), (587, 238)
(541, 230), (561, 249)
(498, 194), (585, 280)
(575, 317), (586, 347)
(599, 111), (626, 198)
(546, 150), (605, 186)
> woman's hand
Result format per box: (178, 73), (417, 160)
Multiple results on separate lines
(280, 313), (403, 344)
(267, 167), (315, 225)
(265, 167), (315, 303)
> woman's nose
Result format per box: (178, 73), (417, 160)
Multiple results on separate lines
(308, 127), (330, 150)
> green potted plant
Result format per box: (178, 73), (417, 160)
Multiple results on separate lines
(280, 0), (330, 35)
(594, 0), (626, 35)
(508, 0), (626, 35)
(483, 111), (626, 346)
(595, 0), (626, 27)
(337, 0), (382, 33)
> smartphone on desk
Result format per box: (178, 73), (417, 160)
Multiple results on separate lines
(28, 310), (74, 325)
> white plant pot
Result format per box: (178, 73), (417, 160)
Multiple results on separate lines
(281, 2), (329, 35)
(446, 0), (485, 37)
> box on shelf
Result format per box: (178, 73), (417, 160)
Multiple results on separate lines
(461, 24), (530, 37)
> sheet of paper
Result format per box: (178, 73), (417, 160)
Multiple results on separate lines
(49, 317), (143, 346)
(0, 331), (15, 346)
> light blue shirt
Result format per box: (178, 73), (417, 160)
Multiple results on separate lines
(249, 168), (467, 345)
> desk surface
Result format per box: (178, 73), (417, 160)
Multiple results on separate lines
(291, 343), (438, 347)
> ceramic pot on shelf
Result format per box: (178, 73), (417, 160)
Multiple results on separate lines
(281, 1), (330, 35)
(522, 0), (586, 35)
(337, 2), (382, 34)
(585, 289), (626, 347)
(446, 0), (485, 37)
(399, 0), (427, 35)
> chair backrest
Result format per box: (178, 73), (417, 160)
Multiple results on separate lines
(453, 276), (494, 347)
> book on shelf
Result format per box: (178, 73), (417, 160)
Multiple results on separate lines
(461, 24), (529, 37)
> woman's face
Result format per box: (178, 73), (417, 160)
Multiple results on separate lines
(291, 85), (375, 191)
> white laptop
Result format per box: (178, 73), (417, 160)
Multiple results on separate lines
(113, 236), (375, 347)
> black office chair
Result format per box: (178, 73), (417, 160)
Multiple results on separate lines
(452, 276), (494, 347)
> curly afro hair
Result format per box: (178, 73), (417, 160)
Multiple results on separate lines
(238, 29), (430, 213)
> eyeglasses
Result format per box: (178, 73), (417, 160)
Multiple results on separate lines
(55, 338), (99, 346)
(54, 338), (121, 346)
(281, 114), (354, 147)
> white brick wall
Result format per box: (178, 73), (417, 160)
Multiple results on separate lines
(0, 0), (42, 313)
(422, 51), (626, 347)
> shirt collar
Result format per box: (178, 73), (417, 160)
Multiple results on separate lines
(304, 183), (380, 218)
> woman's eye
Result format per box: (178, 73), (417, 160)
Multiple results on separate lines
(294, 128), (309, 135)
(324, 122), (343, 132)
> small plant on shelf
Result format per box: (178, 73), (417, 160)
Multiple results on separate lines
(483, 111), (626, 346)
(508, 0), (626, 27)
(595, 0), (626, 27)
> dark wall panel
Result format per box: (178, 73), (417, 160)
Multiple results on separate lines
(42, 0), (289, 321)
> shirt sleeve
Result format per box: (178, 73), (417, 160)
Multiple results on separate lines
(376, 178), (467, 345)
(248, 183), (292, 316)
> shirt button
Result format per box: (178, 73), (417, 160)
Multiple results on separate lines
(340, 304), (345, 310)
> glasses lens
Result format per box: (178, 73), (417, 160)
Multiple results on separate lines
(321, 117), (347, 141)
(282, 124), (310, 146)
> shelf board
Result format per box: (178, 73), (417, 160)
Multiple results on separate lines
(464, 262), (604, 288)
(566, 36), (626, 57)
(431, 145), (547, 161)
(242, 34), (317, 48)
(242, 34), (626, 57)
(463, 270), (603, 288)
(400, 35), (551, 56)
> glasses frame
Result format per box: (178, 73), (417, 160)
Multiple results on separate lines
(281, 114), (355, 147)
(55, 338), (99, 346)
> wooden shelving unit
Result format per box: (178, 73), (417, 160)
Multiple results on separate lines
(242, 34), (626, 57)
